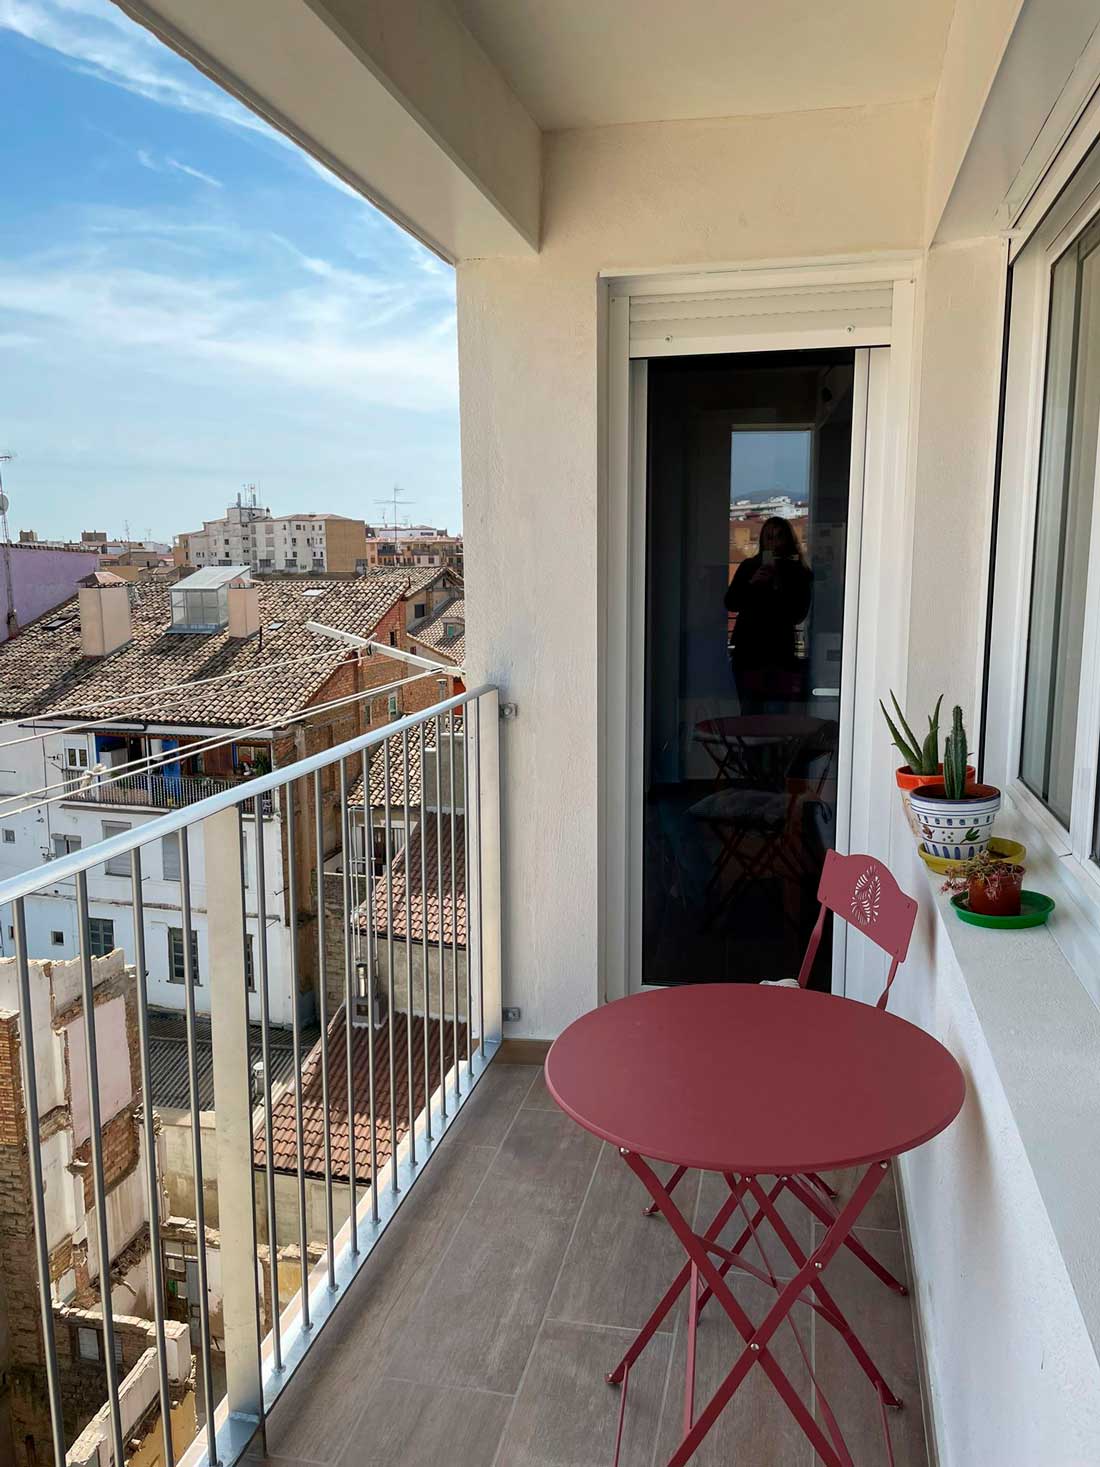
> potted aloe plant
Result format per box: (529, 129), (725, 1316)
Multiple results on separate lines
(940, 849), (1025, 917)
(908, 706), (1001, 859)
(880, 691), (975, 791)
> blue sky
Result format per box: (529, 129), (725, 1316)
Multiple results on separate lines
(0, 0), (461, 542)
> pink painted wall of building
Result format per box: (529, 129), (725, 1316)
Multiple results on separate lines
(0, 545), (100, 641)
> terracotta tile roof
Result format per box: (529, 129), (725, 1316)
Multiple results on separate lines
(409, 597), (465, 666)
(346, 715), (462, 811)
(368, 814), (467, 948)
(364, 565), (455, 596)
(0, 574), (408, 727)
(253, 1007), (468, 1183)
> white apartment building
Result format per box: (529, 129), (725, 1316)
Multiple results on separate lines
(178, 498), (367, 575)
(0, 566), (411, 1026)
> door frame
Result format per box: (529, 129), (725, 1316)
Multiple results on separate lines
(599, 255), (922, 1005)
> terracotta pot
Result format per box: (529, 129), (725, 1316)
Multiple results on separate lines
(908, 782), (1001, 860)
(895, 762), (976, 792)
(967, 867), (1024, 917)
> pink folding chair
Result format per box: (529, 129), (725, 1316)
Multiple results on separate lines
(646, 849), (920, 1298)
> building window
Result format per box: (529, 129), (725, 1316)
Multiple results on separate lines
(64, 745), (88, 770)
(388, 694), (399, 717)
(52, 834), (82, 858)
(2, 828), (13, 843)
(161, 833), (181, 882)
(388, 630), (397, 647)
(75, 1326), (123, 1364)
(168, 928), (200, 984)
(413, 602), (426, 619)
(102, 822), (131, 877)
(50, 930), (64, 947)
(88, 917), (115, 958)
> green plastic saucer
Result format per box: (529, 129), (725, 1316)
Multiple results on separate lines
(950, 890), (1055, 930)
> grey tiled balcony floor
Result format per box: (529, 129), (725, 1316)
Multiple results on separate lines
(250, 1062), (929, 1467)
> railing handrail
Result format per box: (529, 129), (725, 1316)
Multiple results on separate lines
(0, 684), (492, 908)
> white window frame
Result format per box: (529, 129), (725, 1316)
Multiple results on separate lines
(986, 137), (1100, 1002)
(599, 254), (921, 1005)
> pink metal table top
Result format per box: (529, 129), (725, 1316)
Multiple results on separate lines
(546, 983), (966, 1177)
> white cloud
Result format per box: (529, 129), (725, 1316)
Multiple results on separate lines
(166, 158), (222, 188)
(0, 228), (457, 414)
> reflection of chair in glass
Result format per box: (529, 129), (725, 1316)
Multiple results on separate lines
(688, 718), (836, 930)
(645, 849), (920, 1298)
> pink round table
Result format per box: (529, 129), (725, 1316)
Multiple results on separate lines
(545, 984), (965, 1467)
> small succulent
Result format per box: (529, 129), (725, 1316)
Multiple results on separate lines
(942, 705), (969, 800)
(879, 691), (943, 776)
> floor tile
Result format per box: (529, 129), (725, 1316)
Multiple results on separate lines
(262, 1138), (496, 1462)
(385, 1109), (601, 1394)
(521, 1066), (557, 1109)
(548, 1145), (699, 1333)
(341, 1377), (513, 1467)
(495, 1319), (670, 1467)
(444, 1062), (541, 1147)
(813, 1226), (927, 1467)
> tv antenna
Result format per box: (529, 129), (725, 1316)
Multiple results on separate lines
(376, 483), (413, 534)
(0, 452), (16, 636)
(0, 451), (15, 542)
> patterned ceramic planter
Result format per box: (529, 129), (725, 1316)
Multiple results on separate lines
(908, 782), (1001, 860)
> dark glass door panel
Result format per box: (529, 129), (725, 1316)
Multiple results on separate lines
(643, 350), (855, 987)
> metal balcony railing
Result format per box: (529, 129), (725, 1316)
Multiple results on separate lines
(68, 770), (274, 814)
(0, 686), (502, 1467)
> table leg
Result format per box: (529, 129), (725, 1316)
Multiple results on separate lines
(623, 1150), (853, 1467)
(742, 1173), (903, 1410)
(684, 1263), (698, 1437)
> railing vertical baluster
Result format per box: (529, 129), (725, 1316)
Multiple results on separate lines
(383, 740), (398, 1193)
(401, 727), (416, 1166)
(435, 713), (446, 1117)
(362, 748), (379, 1224)
(253, 795), (282, 1371)
(75, 872), (126, 1467)
(338, 760), (358, 1254)
(462, 712), (473, 1078)
(419, 720), (431, 1140)
(312, 770), (336, 1290)
(283, 782), (311, 1332)
(130, 849), (175, 1467)
(12, 898), (66, 1467)
(474, 697), (486, 1057)
(448, 719), (459, 1103)
(179, 835), (218, 1463)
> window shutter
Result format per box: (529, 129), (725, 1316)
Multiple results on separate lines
(628, 283), (894, 357)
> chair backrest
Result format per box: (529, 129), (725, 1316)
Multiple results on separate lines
(795, 849), (919, 1008)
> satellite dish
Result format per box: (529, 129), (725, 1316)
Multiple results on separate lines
(0, 494), (8, 515)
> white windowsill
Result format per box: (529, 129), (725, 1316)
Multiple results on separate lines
(913, 816), (1100, 1362)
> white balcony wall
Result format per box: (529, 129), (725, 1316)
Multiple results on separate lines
(458, 99), (931, 1038)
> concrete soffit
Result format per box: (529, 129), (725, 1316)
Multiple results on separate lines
(112, 0), (541, 262)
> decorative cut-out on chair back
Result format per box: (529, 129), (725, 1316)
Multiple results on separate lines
(795, 850), (919, 1008)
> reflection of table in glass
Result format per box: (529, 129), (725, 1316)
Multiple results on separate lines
(694, 714), (829, 789)
(546, 985), (965, 1467)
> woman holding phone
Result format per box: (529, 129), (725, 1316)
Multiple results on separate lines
(724, 516), (813, 714)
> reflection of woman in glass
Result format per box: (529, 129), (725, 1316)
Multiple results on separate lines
(724, 516), (813, 714)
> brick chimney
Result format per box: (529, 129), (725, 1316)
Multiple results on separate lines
(77, 571), (131, 659)
(227, 576), (260, 639)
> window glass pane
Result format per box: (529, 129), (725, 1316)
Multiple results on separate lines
(103, 822), (130, 877)
(168, 928), (200, 983)
(161, 834), (181, 882)
(88, 918), (114, 958)
(1021, 223), (1100, 826)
